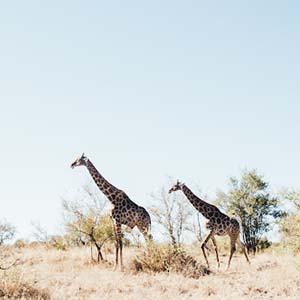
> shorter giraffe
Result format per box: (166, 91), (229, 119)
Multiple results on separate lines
(169, 180), (250, 269)
(71, 154), (152, 271)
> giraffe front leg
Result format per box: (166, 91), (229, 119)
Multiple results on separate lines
(114, 240), (119, 271)
(111, 217), (121, 271)
(119, 234), (123, 272)
(114, 222), (124, 272)
(112, 223), (119, 271)
(201, 231), (214, 269)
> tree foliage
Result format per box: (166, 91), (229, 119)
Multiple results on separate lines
(216, 169), (283, 253)
(62, 185), (113, 262)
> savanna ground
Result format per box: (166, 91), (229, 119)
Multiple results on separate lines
(1, 244), (299, 300)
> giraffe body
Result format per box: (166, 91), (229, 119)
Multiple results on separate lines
(71, 154), (151, 270)
(169, 181), (250, 269)
(110, 194), (151, 233)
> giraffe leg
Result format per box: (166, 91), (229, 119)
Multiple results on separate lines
(111, 217), (123, 271)
(227, 235), (237, 269)
(237, 239), (250, 265)
(114, 222), (124, 271)
(114, 241), (119, 270)
(112, 222), (119, 271)
(201, 231), (214, 268)
(211, 236), (220, 268)
(119, 237), (123, 271)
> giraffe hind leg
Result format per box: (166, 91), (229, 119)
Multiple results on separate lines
(237, 239), (250, 264)
(119, 235), (123, 271)
(211, 236), (220, 268)
(227, 235), (237, 269)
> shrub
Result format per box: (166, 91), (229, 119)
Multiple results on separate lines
(14, 239), (27, 249)
(130, 244), (210, 278)
(62, 189), (114, 262)
(257, 238), (272, 252)
(48, 235), (67, 251)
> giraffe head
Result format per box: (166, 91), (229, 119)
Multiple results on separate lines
(168, 180), (184, 194)
(71, 153), (88, 169)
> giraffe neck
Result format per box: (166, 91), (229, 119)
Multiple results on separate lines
(86, 160), (121, 205)
(181, 184), (218, 219)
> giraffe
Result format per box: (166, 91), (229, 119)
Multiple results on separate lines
(169, 180), (250, 269)
(71, 153), (151, 271)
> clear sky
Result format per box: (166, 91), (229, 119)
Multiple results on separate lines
(1, 1), (299, 239)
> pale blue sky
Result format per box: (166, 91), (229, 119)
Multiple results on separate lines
(0, 1), (299, 239)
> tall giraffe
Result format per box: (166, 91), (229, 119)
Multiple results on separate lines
(71, 153), (151, 271)
(169, 180), (250, 269)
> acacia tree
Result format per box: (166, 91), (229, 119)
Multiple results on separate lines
(62, 185), (113, 262)
(150, 186), (194, 247)
(216, 169), (283, 253)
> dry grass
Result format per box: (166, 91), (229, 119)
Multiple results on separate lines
(1, 245), (299, 300)
(130, 244), (210, 278)
(0, 268), (50, 300)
